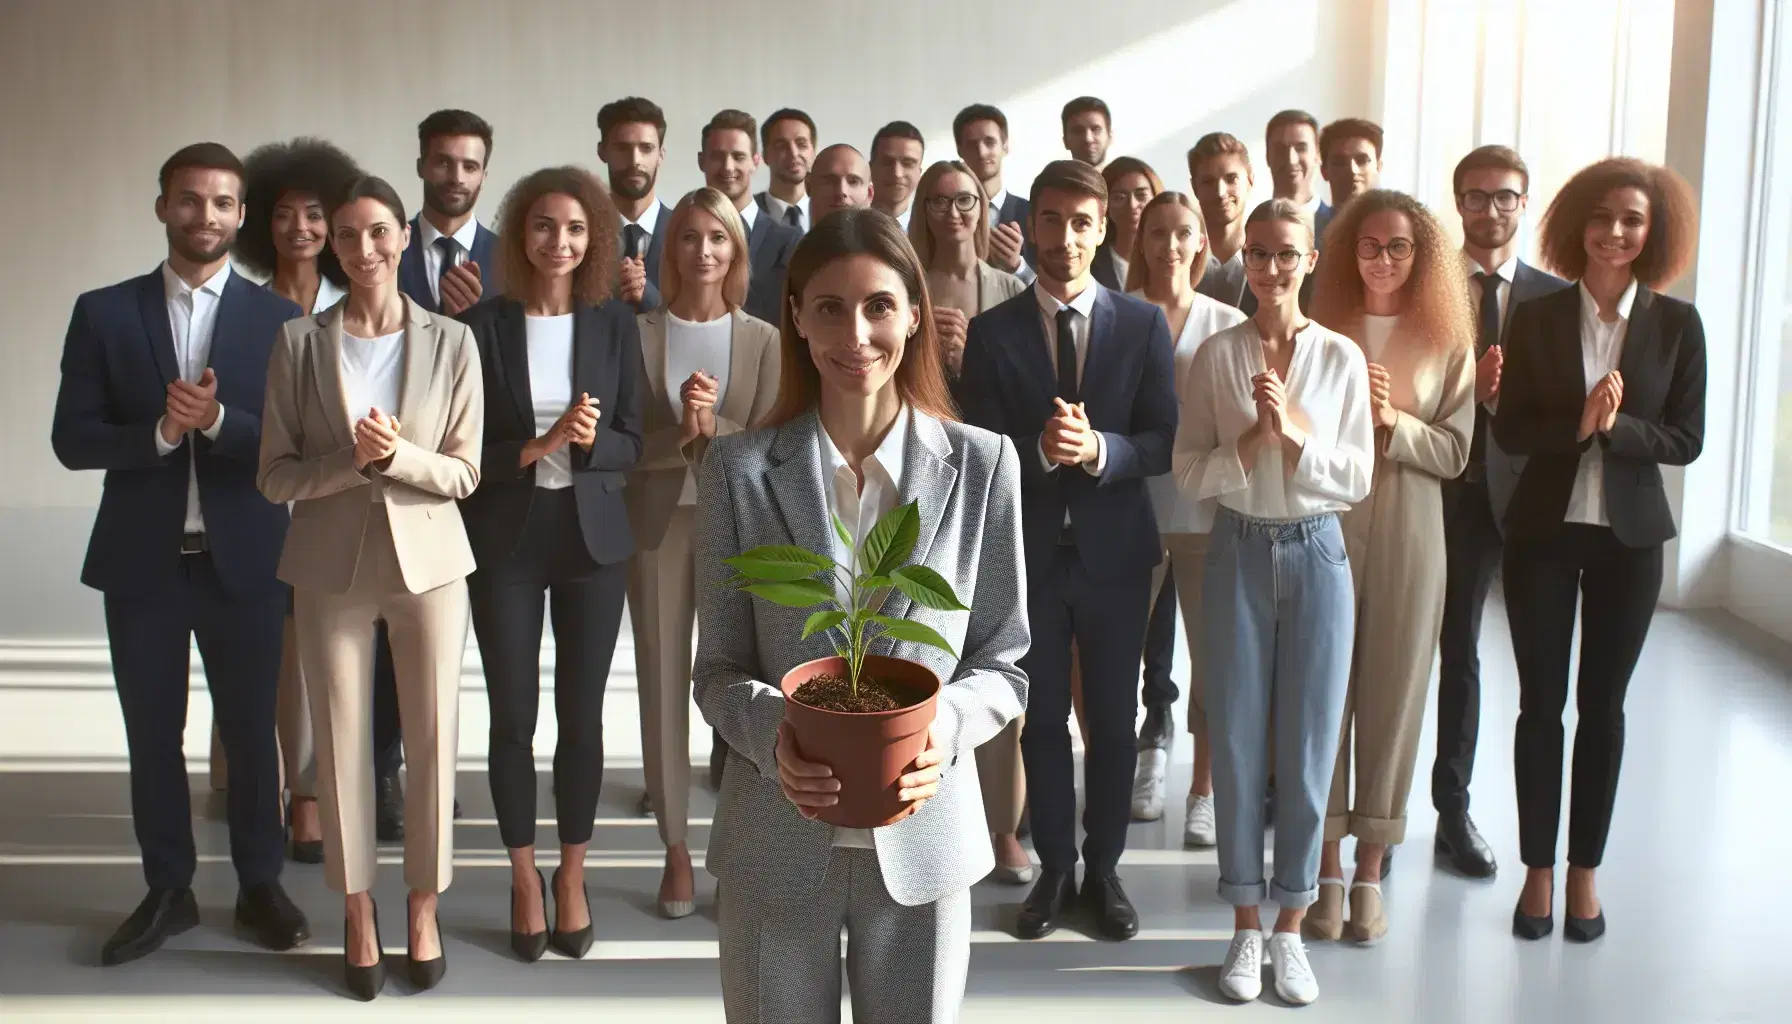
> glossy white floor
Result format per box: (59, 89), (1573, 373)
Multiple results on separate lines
(1, 599), (1789, 1022)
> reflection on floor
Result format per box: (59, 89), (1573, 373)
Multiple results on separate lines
(1, 607), (1789, 1022)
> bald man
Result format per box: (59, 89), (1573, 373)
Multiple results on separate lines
(808, 143), (874, 223)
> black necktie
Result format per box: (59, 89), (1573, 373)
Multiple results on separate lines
(434, 236), (463, 305)
(1474, 271), (1501, 356)
(783, 204), (804, 230)
(1055, 307), (1080, 404)
(623, 223), (648, 261)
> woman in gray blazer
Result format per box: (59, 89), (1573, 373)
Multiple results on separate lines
(693, 208), (1028, 1024)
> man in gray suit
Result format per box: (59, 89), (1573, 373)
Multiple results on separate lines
(599, 96), (673, 313)
(700, 109), (802, 325)
(753, 108), (817, 234)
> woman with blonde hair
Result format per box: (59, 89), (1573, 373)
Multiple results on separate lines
(1095, 156), (1164, 290)
(908, 160), (1025, 377)
(1303, 190), (1475, 945)
(627, 187), (781, 919)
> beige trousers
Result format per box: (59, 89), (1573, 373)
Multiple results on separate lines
(293, 506), (468, 894)
(626, 506), (698, 848)
(976, 719), (1026, 834)
(1160, 534), (1211, 737)
(210, 615), (313, 799)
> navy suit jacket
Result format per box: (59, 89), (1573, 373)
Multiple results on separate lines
(743, 211), (803, 326)
(51, 268), (300, 597)
(953, 284), (1177, 580)
(1313, 200), (1335, 247)
(398, 216), (501, 313)
(1091, 237), (1125, 291)
(630, 200), (675, 314)
(991, 191), (1036, 272)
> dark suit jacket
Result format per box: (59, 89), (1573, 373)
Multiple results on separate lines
(52, 267), (299, 597)
(991, 191), (1036, 273)
(628, 200), (674, 314)
(953, 284), (1177, 579)
(1462, 260), (1571, 527)
(1091, 237), (1125, 291)
(743, 210), (803, 326)
(1494, 284), (1706, 548)
(398, 217), (501, 314)
(456, 297), (646, 567)
(1313, 200), (1335, 247)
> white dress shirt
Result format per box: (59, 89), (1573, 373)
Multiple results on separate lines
(989, 188), (1037, 285)
(1032, 282), (1108, 510)
(620, 200), (663, 259)
(737, 197), (759, 233)
(418, 216), (481, 306)
(1300, 194), (1323, 219)
(665, 311), (735, 504)
(1173, 319), (1374, 520)
(1565, 278), (1638, 527)
(894, 204), (912, 232)
(154, 261), (232, 534)
(1466, 251), (1520, 332)
(1130, 290), (1247, 533)
(816, 404), (912, 849)
(526, 314), (575, 490)
(763, 192), (810, 233)
(339, 329), (406, 502)
(311, 277), (347, 314)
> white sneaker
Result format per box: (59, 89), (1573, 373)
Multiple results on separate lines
(1268, 931), (1319, 1005)
(1130, 748), (1168, 821)
(1182, 792), (1216, 847)
(1218, 929), (1264, 1001)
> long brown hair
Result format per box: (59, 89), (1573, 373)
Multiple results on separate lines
(762, 208), (959, 427)
(1125, 191), (1211, 294)
(1309, 189), (1472, 354)
(495, 166), (618, 306)
(1538, 157), (1698, 288)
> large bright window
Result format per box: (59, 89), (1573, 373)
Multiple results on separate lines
(1741, 4), (1792, 547)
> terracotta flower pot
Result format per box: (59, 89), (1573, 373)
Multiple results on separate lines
(779, 653), (941, 829)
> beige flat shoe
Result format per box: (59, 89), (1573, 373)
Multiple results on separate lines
(1347, 881), (1388, 945)
(1302, 878), (1345, 941)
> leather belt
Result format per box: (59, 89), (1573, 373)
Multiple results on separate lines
(181, 532), (208, 555)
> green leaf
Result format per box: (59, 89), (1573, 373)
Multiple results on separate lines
(869, 616), (958, 657)
(802, 609), (847, 641)
(741, 578), (835, 608)
(831, 512), (853, 554)
(862, 501), (920, 577)
(889, 565), (969, 611)
(857, 575), (893, 591)
(724, 546), (833, 582)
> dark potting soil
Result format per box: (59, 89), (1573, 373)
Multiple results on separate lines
(791, 674), (927, 714)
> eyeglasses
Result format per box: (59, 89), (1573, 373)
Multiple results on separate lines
(925, 193), (982, 214)
(1355, 237), (1414, 262)
(1242, 246), (1308, 271)
(1459, 189), (1523, 213)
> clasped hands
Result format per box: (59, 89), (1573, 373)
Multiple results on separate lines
(775, 720), (943, 819)
(521, 393), (601, 467)
(1042, 397), (1099, 467)
(159, 368), (221, 445)
(1578, 370), (1622, 441)
(352, 407), (401, 470)
(1244, 368), (1305, 454)
(933, 306), (969, 375)
(1367, 362), (1399, 429)
(677, 370), (719, 445)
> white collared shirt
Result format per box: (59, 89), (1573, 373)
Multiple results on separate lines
(619, 199), (662, 259)
(894, 203), (912, 232)
(418, 216), (481, 306)
(1565, 278), (1638, 527)
(816, 404), (912, 849)
(737, 196), (760, 232)
(1033, 281), (1108, 528)
(1299, 193), (1323, 218)
(666, 311), (734, 504)
(154, 260), (232, 533)
(762, 192), (810, 233)
(1130, 290), (1248, 533)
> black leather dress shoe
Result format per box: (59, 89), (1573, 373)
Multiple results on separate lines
(1435, 813), (1497, 878)
(1564, 911), (1606, 943)
(1081, 873), (1140, 940)
(1015, 870), (1076, 940)
(102, 888), (199, 965)
(376, 772), (404, 842)
(1137, 704), (1172, 751)
(236, 881), (310, 950)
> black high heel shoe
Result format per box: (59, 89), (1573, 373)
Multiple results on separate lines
(343, 900), (385, 1001)
(1564, 910), (1606, 943)
(550, 867), (594, 959)
(285, 796), (323, 864)
(1512, 881), (1554, 941)
(406, 893), (447, 991)
(511, 869), (549, 962)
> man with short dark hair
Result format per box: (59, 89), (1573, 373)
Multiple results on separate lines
(870, 121), (925, 231)
(400, 108), (500, 317)
(1265, 109), (1328, 240)
(1189, 132), (1256, 311)
(599, 96), (673, 312)
(53, 143), (311, 965)
(955, 159), (1177, 943)
(1061, 96), (1113, 168)
(754, 108), (817, 233)
(1317, 117), (1384, 238)
(808, 143), (874, 223)
(700, 110), (802, 334)
(954, 103), (1035, 283)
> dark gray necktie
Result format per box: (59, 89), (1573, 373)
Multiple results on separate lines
(434, 236), (463, 303)
(623, 223), (648, 261)
(783, 204), (804, 230)
(1474, 271), (1501, 355)
(1055, 307), (1080, 404)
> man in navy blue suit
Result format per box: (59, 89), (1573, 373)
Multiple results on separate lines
(399, 108), (500, 318)
(955, 159), (1177, 943)
(954, 103), (1035, 282)
(52, 143), (310, 965)
(599, 96), (673, 313)
(699, 108), (802, 326)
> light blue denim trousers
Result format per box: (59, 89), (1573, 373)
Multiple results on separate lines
(1202, 506), (1354, 909)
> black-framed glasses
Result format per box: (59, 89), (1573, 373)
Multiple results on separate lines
(925, 193), (981, 215)
(1243, 246), (1307, 271)
(1459, 189), (1523, 213)
(1355, 237), (1414, 262)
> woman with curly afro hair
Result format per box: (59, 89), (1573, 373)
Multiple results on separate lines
(236, 137), (362, 314)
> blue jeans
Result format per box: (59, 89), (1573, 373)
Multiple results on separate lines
(1203, 507), (1354, 909)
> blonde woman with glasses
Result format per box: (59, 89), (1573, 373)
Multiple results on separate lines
(908, 160), (1025, 378)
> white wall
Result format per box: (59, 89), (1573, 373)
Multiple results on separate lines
(0, 0), (1376, 637)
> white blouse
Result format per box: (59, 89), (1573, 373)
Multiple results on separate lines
(1128, 290), (1248, 534)
(1361, 313), (1398, 364)
(1173, 319), (1375, 521)
(526, 314), (575, 490)
(339, 329), (405, 503)
(665, 311), (735, 505)
(1565, 278), (1636, 527)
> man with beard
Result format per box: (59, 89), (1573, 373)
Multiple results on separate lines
(700, 108), (801, 325)
(599, 96), (673, 313)
(1316, 117), (1384, 239)
(1432, 144), (1568, 880)
(1061, 96), (1114, 169)
(1264, 110), (1329, 244)
(807, 143), (874, 223)
(869, 121), (924, 231)
(955, 103), (1035, 283)
(953, 160), (1176, 943)
(399, 109), (499, 317)
(753, 108), (817, 233)
(52, 143), (310, 965)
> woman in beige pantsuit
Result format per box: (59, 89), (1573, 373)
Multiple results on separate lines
(909, 159), (1032, 883)
(1304, 190), (1474, 945)
(259, 176), (483, 1000)
(626, 187), (780, 919)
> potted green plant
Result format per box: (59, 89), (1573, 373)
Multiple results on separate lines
(723, 499), (968, 828)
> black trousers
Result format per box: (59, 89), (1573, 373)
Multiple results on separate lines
(1140, 567), (1179, 709)
(1504, 523), (1661, 869)
(468, 489), (627, 849)
(1020, 544), (1153, 874)
(371, 622), (401, 779)
(104, 554), (286, 890)
(1431, 478), (1504, 816)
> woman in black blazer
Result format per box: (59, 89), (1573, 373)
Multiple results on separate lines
(1494, 158), (1703, 944)
(458, 166), (644, 961)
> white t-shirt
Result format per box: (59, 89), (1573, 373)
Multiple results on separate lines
(665, 312), (734, 505)
(526, 314), (575, 490)
(1361, 314), (1399, 365)
(340, 329), (406, 503)
(1128, 290), (1247, 533)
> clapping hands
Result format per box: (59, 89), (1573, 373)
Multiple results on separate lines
(679, 371), (719, 444)
(352, 407), (401, 470)
(1579, 370), (1622, 440)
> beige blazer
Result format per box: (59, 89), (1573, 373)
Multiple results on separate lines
(259, 295), (484, 595)
(625, 307), (780, 551)
(975, 261), (1027, 312)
